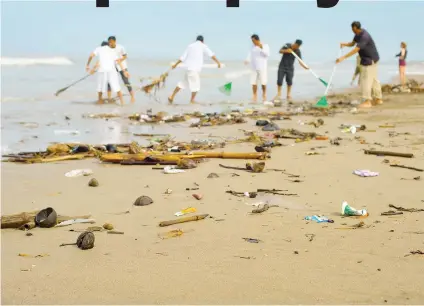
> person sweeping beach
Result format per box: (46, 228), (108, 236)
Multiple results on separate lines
(336, 21), (383, 108)
(86, 41), (128, 105)
(168, 35), (222, 104)
(274, 39), (308, 101)
(245, 34), (270, 102)
(395, 42), (408, 88)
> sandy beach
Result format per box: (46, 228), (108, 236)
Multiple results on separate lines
(2, 87), (424, 304)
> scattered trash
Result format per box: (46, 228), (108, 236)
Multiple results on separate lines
(54, 130), (80, 135)
(388, 204), (424, 213)
(305, 234), (316, 242)
(207, 173), (219, 178)
(353, 170), (379, 177)
(305, 151), (320, 156)
(55, 218), (96, 227)
(336, 221), (369, 230)
(381, 211), (403, 216)
(60, 231), (95, 250)
(175, 207), (197, 217)
(164, 188), (172, 194)
(107, 230), (124, 235)
(163, 166), (185, 174)
(234, 256), (255, 259)
(35, 207), (57, 228)
(364, 150), (414, 158)
(390, 164), (423, 172)
(400, 176), (421, 181)
(304, 215), (334, 223)
(192, 194), (203, 200)
(404, 250), (423, 257)
(65, 169), (93, 177)
(330, 137), (342, 146)
(103, 223), (114, 230)
(341, 201), (368, 217)
(88, 178), (99, 187)
(159, 214), (209, 227)
(18, 253), (49, 258)
(133, 196), (154, 206)
(159, 229), (184, 239)
(242, 237), (262, 243)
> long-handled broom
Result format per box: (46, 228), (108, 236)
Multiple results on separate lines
(315, 48), (342, 108)
(290, 51), (328, 87)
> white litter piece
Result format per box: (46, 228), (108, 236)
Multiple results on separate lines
(65, 169), (93, 177)
(55, 219), (96, 227)
(353, 169), (379, 177)
(163, 166), (185, 174)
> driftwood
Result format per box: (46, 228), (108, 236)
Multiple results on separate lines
(159, 214), (209, 227)
(107, 230), (124, 234)
(251, 204), (279, 214)
(390, 164), (423, 172)
(257, 188), (297, 196)
(1, 211), (91, 229)
(120, 160), (177, 166)
(389, 204), (424, 213)
(404, 250), (424, 257)
(364, 150), (414, 158)
(191, 151), (268, 160)
(133, 133), (170, 137)
(100, 153), (204, 163)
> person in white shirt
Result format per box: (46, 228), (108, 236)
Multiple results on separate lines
(168, 35), (222, 104)
(244, 34), (270, 102)
(107, 36), (135, 103)
(86, 41), (128, 106)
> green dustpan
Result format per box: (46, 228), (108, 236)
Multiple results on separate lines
(315, 96), (329, 108)
(219, 82), (232, 96)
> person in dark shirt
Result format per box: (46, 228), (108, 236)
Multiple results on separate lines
(336, 21), (383, 108)
(395, 42), (407, 87)
(275, 39), (308, 101)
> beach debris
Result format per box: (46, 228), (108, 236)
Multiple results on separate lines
(163, 166), (185, 174)
(242, 237), (262, 243)
(159, 214), (209, 227)
(234, 256), (255, 260)
(401, 176), (421, 181)
(60, 231), (95, 250)
(404, 250), (424, 257)
(141, 70), (170, 94)
(307, 118), (324, 128)
(353, 170), (379, 177)
(388, 204), (424, 213)
(381, 211), (403, 216)
(164, 188), (172, 194)
(177, 158), (197, 169)
(219, 162), (265, 173)
(226, 190), (257, 198)
(364, 150), (414, 158)
(330, 137), (342, 145)
(192, 194), (203, 200)
(18, 253), (49, 258)
(207, 173), (219, 179)
(65, 169), (93, 177)
(257, 188), (297, 196)
(341, 201), (368, 217)
(256, 120), (269, 126)
(159, 229), (184, 239)
(305, 234), (316, 242)
(274, 129), (318, 141)
(305, 151), (320, 156)
(21, 264), (37, 272)
(107, 230), (124, 235)
(175, 207), (197, 217)
(304, 215), (334, 223)
(55, 218), (96, 227)
(390, 164), (423, 172)
(133, 196), (154, 206)
(251, 203), (278, 214)
(35, 207), (57, 228)
(262, 122), (280, 132)
(103, 223), (114, 230)
(381, 79), (424, 94)
(88, 178), (99, 187)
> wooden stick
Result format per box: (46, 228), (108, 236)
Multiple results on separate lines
(133, 133), (170, 137)
(390, 164), (423, 172)
(120, 160), (177, 166)
(159, 214), (209, 227)
(364, 150), (414, 158)
(107, 230), (124, 234)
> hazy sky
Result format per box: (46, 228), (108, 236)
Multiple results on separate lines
(2, 1), (423, 62)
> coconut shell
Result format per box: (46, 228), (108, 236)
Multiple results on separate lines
(76, 231), (95, 250)
(103, 223), (114, 230)
(35, 207), (57, 228)
(133, 196), (153, 206)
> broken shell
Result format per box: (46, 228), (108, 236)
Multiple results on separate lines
(76, 231), (95, 250)
(133, 195), (154, 206)
(88, 178), (99, 187)
(207, 173), (219, 179)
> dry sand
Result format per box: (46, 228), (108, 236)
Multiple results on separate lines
(2, 92), (424, 305)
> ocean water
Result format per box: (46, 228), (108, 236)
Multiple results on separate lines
(1, 57), (423, 154)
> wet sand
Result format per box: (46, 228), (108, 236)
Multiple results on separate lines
(2, 91), (424, 304)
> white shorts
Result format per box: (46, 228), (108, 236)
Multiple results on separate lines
(177, 70), (200, 92)
(250, 70), (268, 86)
(97, 71), (121, 93)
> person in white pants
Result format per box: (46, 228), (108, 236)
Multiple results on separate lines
(168, 35), (222, 104)
(245, 34), (270, 102)
(86, 42), (129, 106)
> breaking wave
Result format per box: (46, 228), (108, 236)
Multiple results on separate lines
(0, 57), (74, 66)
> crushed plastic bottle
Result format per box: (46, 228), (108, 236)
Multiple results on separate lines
(304, 215), (334, 223)
(174, 207), (197, 217)
(163, 166), (185, 174)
